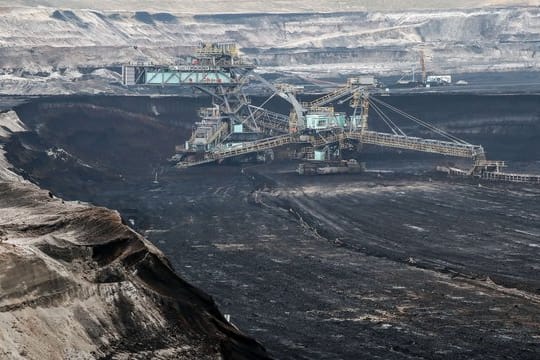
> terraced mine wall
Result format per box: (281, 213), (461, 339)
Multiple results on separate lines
(0, 5), (539, 96)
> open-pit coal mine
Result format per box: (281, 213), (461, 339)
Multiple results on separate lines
(3, 93), (540, 359)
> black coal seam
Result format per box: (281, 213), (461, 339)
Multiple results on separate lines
(255, 190), (540, 301)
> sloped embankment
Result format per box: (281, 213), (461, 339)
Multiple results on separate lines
(0, 110), (271, 359)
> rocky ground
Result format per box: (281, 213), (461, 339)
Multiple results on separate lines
(89, 164), (540, 360)
(3, 93), (539, 359)
(0, 111), (271, 359)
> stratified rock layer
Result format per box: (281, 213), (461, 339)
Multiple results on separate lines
(0, 111), (270, 359)
(0, 5), (539, 94)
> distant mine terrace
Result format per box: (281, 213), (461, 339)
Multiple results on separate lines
(122, 42), (540, 183)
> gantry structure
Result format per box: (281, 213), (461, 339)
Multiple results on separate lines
(122, 42), (487, 169)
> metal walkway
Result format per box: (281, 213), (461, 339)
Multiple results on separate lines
(247, 105), (289, 133)
(176, 158), (217, 168)
(209, 134), (295, 159)
(177, 128), (487, 167)
(305, 84), (359, 108)
(176, 134), (297, 167)
(346, 131), (485, 159)
(482, 172), (540, 183)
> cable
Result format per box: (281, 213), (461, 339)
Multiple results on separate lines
(371, 100), (406, 136)
(370, 96), (470, 144)
(368, 99), (407, 136)
(258, 92), (276, 110)
(368, 101), (399, 135)
(374, 97), (468, 144)
(371, 97), (453, 140)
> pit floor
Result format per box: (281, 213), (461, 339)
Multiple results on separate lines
(88, 162), (540, 359)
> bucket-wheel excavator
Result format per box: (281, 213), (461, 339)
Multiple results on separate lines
(122, 42), (539, 183)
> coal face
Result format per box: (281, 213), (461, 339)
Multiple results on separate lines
(6, 93), (540, 359)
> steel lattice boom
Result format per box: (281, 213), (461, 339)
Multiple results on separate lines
(122, 42), (512, 178)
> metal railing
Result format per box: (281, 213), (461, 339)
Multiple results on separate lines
(346, 131), (484, 159)
(248, 106), (289, 133)
(482, 172), (540, 183)
(209, 134), (295, 160)
(305, 85), (355, 108)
